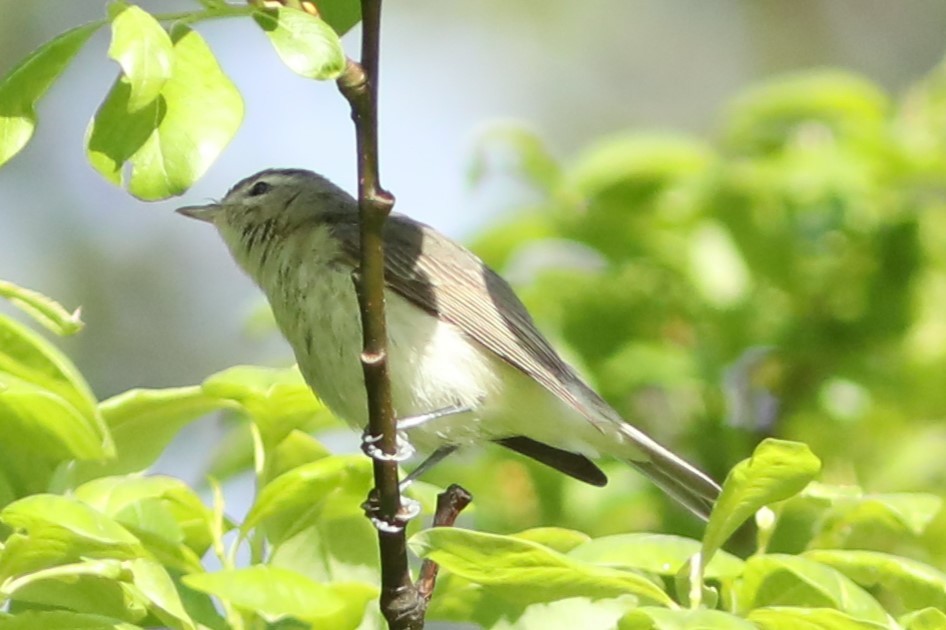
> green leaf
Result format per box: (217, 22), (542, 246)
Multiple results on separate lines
(314, 0), (361, 36)
(0, 22), (103, 168)
(107, 2), (173, 111)
(803, 549), (946, 613)
(0, 313), (99, 422)
(512, 527), (591, 554)
(724, 70), (889, 154)
(3, 558), (124, 597)
(736, 554), (889, 624)
(87, 24), (243, 200)
(702, 439), (821, 564)
(825, 492), (942, 539)
(569, 533), (745, 580)
(126, 558), (196, 630)
(0, 494), (140, 548)
(253, 7), (346, 80)
(409, 527), (676, 607)
(0, 611), (139, 629)
(619, 607), (756, 630)
(0, 372), (107, 461)
(899, 608), (946, 630)
(0, 531), (127, 587)
(269, 517), (379, 585)
(0, 280), (83, 336)
(748, 607), (890, 630)
(184, 566), (376, 628)
(75, 475), (216, 559)
(242, 455), (371, 541)
(6, 568), (149, 622)
(202, 365), (336, 445)
(267, 429), (333, 481)
(71, 387), (225, 483)
(570, 132), (712, 198)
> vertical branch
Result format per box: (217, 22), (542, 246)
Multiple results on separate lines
(336, 1), (424, 628)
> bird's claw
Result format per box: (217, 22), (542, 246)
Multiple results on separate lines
(361, 429), (415, 462)
(361, 491), (421, 533)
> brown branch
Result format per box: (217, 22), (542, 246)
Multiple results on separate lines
(416, 485), (474, 602)
(335, 2), (425, 628)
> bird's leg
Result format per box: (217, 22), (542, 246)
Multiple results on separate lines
(360, 403), (472, 462)
(396, 403), (472, 430)
(400, 444), (459, 490)
(361, 404), (472, 529)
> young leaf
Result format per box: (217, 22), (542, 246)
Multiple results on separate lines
(202, 365), (336, 445)
(107, 2), (173, 111)
(183, 566), (377, 628)
(314, 0), (362, 36)
(409, 527), (676, 607)
(242, 455), (370, 538)
(0, 373), (107, 461)
(748, 607), (890, 630)
(0, 494), (140, 548)
(87, 24), (243, 200)
(0, 280), (83, 336)
(619, 607), (756, 630)
(125, 558), (196, 630)
(70, 387), (225, 483)
(75, 475), (216, 558)
(512, 528), (591, 554)
(736, 554), (889, 624)
(569, 533), (744, 580)
(0, 313), (98, 420)
(702, 439), (821, 564)
(253, 7), (346, 80)
(1, 561), (150, 622)
(899, 608), (946, 630)
(0, 22), (103, 168)
(0, 611), (139, 629)
(803, 549), (946, 613)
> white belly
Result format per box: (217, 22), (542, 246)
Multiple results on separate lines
(266, 260), (605, 456)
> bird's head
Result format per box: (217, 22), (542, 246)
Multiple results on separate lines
(177, 168), (354, 266)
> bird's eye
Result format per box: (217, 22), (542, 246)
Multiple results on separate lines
(248, 181), (272, 197)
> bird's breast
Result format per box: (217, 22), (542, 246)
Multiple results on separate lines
(262, 254), (506, 450)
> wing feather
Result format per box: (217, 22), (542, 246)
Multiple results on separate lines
(331, 213), (613, 432)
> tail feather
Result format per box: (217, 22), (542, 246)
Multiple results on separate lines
(617, 425), (721, 521)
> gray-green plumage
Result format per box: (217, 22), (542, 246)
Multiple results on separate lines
(178, 168), (720, 519)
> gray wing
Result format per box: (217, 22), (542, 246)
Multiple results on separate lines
(330, 212), (720, 518)
(330, 212), (615, 433)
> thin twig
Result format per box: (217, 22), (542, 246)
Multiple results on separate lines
(335, 1), (425, 628)
(416, 485), (474, 601)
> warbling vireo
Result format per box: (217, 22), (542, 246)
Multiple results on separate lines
(178, 168), (720, 519)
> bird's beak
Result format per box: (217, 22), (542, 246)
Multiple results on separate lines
(176, 203), (221, 224)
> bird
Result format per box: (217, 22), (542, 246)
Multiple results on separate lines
(177, 168), (720, 519)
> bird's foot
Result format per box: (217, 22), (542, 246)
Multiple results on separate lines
(361, 490), (422, 533)
(361, 429), (415, 462)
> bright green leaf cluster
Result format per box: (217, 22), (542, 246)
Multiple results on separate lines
(0, 281), (381, 628)
(0, 2), (354, 197)
(411, 438), (944, 628)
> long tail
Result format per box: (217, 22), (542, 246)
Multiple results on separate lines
(617, 424), (721, 521)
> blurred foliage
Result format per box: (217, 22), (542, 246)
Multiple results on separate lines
(3, 1), (946, 625)
(458, 62), (946, 546)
